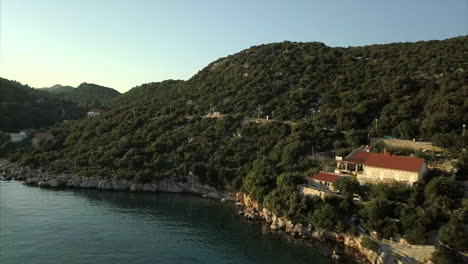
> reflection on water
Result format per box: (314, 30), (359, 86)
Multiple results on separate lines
(0, 181), (353, 264)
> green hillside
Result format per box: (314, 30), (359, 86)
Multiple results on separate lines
(16, 36), (467, 181)
(10, 37), (468, 254)
(64, 82), (121, 109)
(110, 80), (183, 107)
(0, 78), (85, 132)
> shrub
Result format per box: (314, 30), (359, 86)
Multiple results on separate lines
(361, 237), (380, 252)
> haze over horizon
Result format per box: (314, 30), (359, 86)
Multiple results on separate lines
(1, 0), (466, 92)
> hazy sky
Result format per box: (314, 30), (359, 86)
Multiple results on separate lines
(1, 0), (466, 92)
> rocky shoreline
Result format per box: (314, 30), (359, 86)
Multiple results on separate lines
(2, 158), (384, 264)
(0, 159), (235, 201)
(233, 193), (387, 264)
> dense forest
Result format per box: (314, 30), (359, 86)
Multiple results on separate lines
(0, 79), (122, 132)
(0, 78), (85, 132)
(42, 82), (121, 109)
(3, 36), (468, 261)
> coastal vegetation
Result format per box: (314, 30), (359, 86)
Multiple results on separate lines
(1, 36), (467, 261)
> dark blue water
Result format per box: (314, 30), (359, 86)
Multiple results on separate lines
(0, 181), (337, 264)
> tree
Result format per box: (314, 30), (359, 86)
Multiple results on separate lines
(242, 158), (277, 203)
(424, 177), (463, 212)
(432, 246), (465, 264)
(312, 203), (342, 231)
(333, 177), (360, 196)
(439, 205), (468, 252)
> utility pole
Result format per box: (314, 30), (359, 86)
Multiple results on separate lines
(210, 103), (212, 113)
(170, 105), (172, 115)
(375, 118), (378, 130)
(368, 133), (370, 145)
(463, 124), (466, 136)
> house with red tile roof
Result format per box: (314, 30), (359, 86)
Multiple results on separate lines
(87, 109), (106, 117)
(336, 147), (426, 186)
(310, 171), (343, 192)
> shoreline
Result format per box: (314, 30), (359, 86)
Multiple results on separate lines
(1, 159), (380, 264)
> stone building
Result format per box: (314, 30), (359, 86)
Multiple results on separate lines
(87, 109), (105, 117)
(336, 148), (426, 186)
(310, 171), (343, 191)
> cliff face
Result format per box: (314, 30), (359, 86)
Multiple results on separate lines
(235, 193), (385, 264)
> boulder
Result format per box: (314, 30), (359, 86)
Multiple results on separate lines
(142, 183), (158, 192)
(270, 222), (280, 230)
(79, 178), (100, 188)
(294, 223), (303, 235)
(98, 180), (112, 190)
(130, 183), (143, 192)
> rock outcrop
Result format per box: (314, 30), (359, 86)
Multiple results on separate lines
(235, 192), (386, 264)
(0, 159), (235, 202)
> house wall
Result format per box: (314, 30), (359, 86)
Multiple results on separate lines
(359, 166), (423, 185)
(87, 112), (100, 117)
(10, 132), (28, 142)
(418, 162), (427, 181)
(298, 186), (327, 199)
(32, 138), (41, 148)
(312, 179), (335, 191)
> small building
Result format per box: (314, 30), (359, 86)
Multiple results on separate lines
(310, 171), (343, 192)
(87, 109), (105, 117)
(299, 172), (344, 199)
(206, 111), (222, 118)
(10, 131), (28, 142)
(32, 132), (54, 148)
(336, 147), (426, 186)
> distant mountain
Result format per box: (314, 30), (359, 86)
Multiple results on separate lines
(62, 82), (121, 109)
(0, 78), (85, 132)
(41, 82), (122, 109)
(40, 84), (75, 94)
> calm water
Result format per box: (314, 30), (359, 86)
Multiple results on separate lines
(0, 181), (337, 264)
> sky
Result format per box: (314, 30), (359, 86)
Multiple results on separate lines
(1, 0), (466, 92)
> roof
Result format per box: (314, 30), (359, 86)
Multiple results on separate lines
(34, 132), (52, 140)
(343, 151), (373, 164)
(364, 153), (425, 172)
(312, 172), (342, 183)
(88, 109), (105, 113)
(344, 151), (425, 172)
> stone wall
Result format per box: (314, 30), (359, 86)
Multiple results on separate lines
(298, 185), (328, 199)
(360, 166), (420, 185)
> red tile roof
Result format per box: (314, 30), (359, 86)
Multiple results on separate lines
(364, 153), (425, 172)
(344, 151), (425, 172)
(312, 172), (342, 183)
(34, 132), (52, 140)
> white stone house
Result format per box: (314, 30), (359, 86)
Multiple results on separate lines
(87, 109), (105, 117)
(10, 131), (28, 142)
(337, 149), (426, 186)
